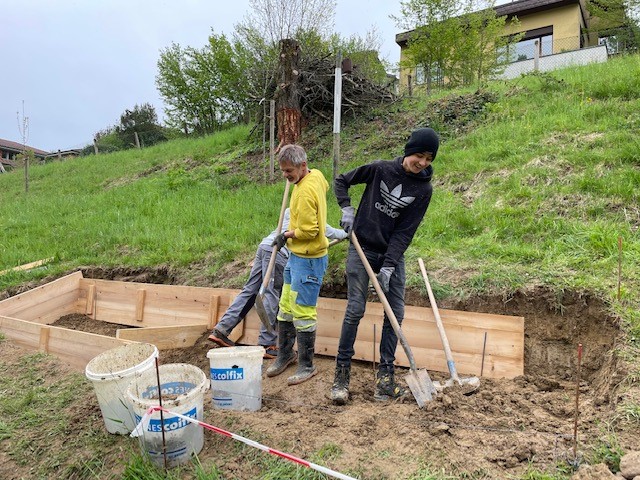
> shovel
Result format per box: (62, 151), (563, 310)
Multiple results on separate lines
(255, 180), (290, 334)
(351, 233), (436, 407)
(418, 258), (480, 394)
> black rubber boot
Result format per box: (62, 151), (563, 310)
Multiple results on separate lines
(374, 370), (406, 401)
(330, 364), (351, 405)
(266, 321), (297, 377)
(287, 330), (318, 385)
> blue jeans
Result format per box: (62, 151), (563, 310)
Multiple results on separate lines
(215, 244), (286, 346)
(336, 243), (405, 374)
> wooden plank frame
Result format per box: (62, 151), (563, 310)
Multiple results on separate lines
(0, 271), (525, 378)
(0, 314), (131, 371)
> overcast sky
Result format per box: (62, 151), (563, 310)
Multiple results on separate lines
(1, 0), (406, 152)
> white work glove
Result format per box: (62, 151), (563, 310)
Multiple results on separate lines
(334, 228), (349, 241)
(376, 267), (395, 293)
(340, 206), (355, 234)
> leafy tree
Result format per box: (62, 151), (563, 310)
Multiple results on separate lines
(586, 0), (640, 52)
(156, 35), (250, 135)
(118, 103), (166, 147)
(232, 0), (338, 109)
(240, 0), (336, 46)
(329, 27), (390, 85)
(394, 0), (522, 90)
(156, 0), (390, 134)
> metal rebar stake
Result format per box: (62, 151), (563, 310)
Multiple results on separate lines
(155, 358), (168, 470)
(573, 343), (583, 460)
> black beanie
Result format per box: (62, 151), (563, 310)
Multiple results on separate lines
(404, 127), (440, 159)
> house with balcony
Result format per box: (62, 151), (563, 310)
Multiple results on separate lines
(395, 0), (615, 85)
(0, 138), (49, 173)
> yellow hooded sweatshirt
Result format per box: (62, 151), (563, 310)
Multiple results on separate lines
(288, 169), (329, 258)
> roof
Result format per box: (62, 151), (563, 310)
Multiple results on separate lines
(0, 138), (50, 156)
(395, 0), (588, 46)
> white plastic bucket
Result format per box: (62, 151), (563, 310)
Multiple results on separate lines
(127, 363), (209, 468)
(85, 342), (159, 434)
(206, 346), (264, 411)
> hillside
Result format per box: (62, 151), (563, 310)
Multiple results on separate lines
(1, 54), (639, 479)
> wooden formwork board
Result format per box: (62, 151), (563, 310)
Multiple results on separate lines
(0, 314), (131, 371)
(0, 271), (525, 378)
(76, 278), (236, 329)
(0, 271), (82, 323)
(236, 297), (524, 379)
(116, 324), (209, 350)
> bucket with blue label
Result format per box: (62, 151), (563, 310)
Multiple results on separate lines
(127, 363), (208, 468)
(207, 346), (264, 411)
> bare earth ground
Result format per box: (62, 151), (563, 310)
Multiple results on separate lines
(1, 274), (639, 479)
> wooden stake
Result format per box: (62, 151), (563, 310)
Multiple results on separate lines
(208, 294), (220, 330)
(617, 236), (622, 301)
(85, 284), (96, 316)
(135, 289), (146, 322)
(269, 100), (275, 180)
(0, 257), (54, 276)
(39, 326), (51, 352)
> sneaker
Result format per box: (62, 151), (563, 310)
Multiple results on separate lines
(208, 328), (235, 347)
(263, 345), (278, 359)
(374, 371), (406, 401)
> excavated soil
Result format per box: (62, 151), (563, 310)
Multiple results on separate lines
(1, 269), (637, 479)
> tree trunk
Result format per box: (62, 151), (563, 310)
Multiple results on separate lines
(275, 39), (301, 151)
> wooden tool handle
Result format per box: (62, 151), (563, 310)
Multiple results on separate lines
(260, 181), (291, 293)
(418, 258), (459, 382)
(351, 232), (417, 370)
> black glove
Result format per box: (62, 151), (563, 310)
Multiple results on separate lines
(376, 267), (394, 293)
(340, 206), (356, 233)
(271, 232), (287, 251)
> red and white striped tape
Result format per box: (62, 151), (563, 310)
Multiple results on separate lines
(132, 406), (358, 480)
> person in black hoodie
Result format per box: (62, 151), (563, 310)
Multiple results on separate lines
(330, 127), (440, 405)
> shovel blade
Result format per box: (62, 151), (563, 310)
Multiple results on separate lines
(405, 369), (437, 408)
(254, 294), (274, 334)
(433, 376), (481, 395)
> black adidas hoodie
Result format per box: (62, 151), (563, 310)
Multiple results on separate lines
(335, 157), (433, 269)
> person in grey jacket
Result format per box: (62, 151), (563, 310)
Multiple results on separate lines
(209, 208), (348, 358)
(330, 127), (440, 404)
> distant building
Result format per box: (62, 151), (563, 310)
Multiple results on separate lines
(395, 0), (619, 87)
(0, 138), (49, 172)
(44, 149), (83, 161)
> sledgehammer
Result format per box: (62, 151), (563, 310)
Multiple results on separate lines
(418, 258), (480, 394)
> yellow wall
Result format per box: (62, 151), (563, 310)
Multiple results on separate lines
(503, 4), (584, 53)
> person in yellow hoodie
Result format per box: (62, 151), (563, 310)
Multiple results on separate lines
(266, 144), (329, 385)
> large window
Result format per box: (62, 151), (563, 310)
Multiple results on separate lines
(514, 34), (553, 60)
(500, 26), (554, 63)
(414, 64), (444, 87)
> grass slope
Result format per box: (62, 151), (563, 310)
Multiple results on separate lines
(1, 53), (640, 480)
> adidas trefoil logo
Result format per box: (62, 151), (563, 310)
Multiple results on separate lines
(376, 181), (415, 218)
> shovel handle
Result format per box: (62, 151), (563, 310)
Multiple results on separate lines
(350, 232), (418, 371)
(260, 180), (291, 294)
(418, 258), (460, 383)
